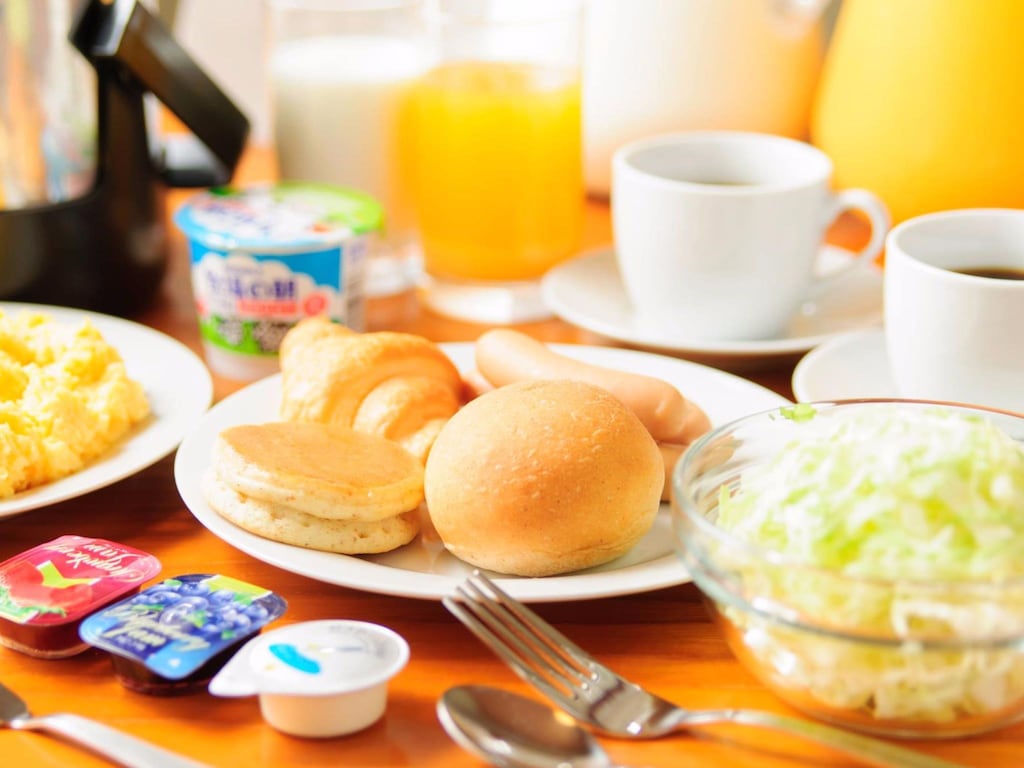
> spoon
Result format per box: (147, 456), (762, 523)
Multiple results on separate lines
(438, 684), (629, 768)
(0, 680), (207, 767)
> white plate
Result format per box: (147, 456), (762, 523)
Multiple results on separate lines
(792, 329), (896, 402)
(0, 302), (213, 518)
(175, 343), (789, 602)
(541, 246), (883, 361)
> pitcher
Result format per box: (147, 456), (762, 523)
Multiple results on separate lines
(0, 0), (248, 315)
(812, 0), (1024, 223)
(582, 0), (830, 197)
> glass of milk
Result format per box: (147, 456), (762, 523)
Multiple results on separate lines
(267, 0), (430, 298)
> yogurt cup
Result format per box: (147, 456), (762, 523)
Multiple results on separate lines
(209, 619), (410, 738)
(174, 182), (382, 381)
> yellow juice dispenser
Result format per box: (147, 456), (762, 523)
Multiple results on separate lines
(811, 0), (1024, 224)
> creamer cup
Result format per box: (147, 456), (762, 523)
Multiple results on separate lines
(209, 619), (409, 737)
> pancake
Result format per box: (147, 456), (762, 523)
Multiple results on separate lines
(213, 421), (424, 521)
(202, 470), (420, 554)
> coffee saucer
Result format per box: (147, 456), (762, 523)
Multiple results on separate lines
(540, 246), (883, 365)
(791, 329), (896, 402)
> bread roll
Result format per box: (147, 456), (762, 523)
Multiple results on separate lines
(424, 380), (663, 577)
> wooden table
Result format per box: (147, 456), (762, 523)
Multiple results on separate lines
(1, 147), (1020, 768)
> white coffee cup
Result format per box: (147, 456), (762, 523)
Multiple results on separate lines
(611, 131), (890, 341)
(884, 208), (1024, 415)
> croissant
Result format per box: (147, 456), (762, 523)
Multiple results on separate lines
(279, 317), (463, 463)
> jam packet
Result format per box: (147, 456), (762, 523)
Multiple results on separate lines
(79, 573), (286, 696)
(0, 535), (161, 659)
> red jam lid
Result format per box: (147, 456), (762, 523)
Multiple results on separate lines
(0, 536), (161, 627)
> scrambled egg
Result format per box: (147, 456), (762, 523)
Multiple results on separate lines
(0, 311), (150, 497)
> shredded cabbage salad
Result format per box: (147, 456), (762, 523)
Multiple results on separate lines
(714, 404), (1024, 725)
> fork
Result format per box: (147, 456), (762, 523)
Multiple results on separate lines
(443, 572), (968, 768)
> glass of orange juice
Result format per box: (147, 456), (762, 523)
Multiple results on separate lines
(406, 0), (584, 323)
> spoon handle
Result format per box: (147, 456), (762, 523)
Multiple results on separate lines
(16, 713), (208, 768)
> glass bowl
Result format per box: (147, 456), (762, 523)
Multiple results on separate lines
(671, 399), (1024, 739)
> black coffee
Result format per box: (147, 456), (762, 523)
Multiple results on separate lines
(954, 266), (1024, 280)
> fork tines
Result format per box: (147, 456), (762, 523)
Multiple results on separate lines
(442, 570), (602, 703)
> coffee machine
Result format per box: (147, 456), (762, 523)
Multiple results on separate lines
(0, 0), (249, 316)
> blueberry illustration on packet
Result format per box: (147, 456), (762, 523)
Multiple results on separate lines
(79, 573), (286, 695)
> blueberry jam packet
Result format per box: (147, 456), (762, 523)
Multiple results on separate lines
(79, 573), (286, 683)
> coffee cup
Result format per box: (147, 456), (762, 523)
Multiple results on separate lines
(611, 131), (890, 341)
(884, 208), (1024, 414)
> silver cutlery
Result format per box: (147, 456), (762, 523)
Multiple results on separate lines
(0, 680), (208, 768)
(443, 572), (967, 768)
(438, 684), (629, 768)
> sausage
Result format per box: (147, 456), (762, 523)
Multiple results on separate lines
(460, 367), (495, 401)
(658, 442), (688, 502)
(475, 329), (692, 442)
(678, 400), (712, 446)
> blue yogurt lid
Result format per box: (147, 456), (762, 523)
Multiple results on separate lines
(174, 182), (384, 252)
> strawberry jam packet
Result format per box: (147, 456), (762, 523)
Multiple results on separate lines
(79, 573), (287, 696)
(0, 535), (162, 659)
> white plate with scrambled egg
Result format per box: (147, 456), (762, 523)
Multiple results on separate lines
(0, 303), (213, 518)
(175, 343), (788, 603)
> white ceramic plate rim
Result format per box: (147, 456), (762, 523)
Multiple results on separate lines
(175, 343), (789, 602)
(541, 246), (883, 358)
(0, 302), (214, 518)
